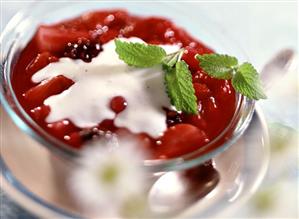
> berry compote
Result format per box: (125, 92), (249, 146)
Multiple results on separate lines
(12, 10), (236, 159)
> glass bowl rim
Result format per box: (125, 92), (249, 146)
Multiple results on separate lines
(0, 3), (255, 172)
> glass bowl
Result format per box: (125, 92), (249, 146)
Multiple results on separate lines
(0, 1), (268, 218)
(0, 1), (255, 171)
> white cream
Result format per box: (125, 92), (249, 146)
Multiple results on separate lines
(32, 38), (179, 137)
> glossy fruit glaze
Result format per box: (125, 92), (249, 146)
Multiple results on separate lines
(12, 10), (236, 159)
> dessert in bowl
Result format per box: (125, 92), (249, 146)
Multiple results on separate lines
(4, 9), (255, 167)
(0, 2), (270, 218)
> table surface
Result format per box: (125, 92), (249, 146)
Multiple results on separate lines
(1, 1), (298, 218)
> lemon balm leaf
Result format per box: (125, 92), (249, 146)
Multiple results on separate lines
(196, 54), (238, 79)
(164, 61), (198, 114)
(115, 39), (167, 67)
(232, 62), (267, 100)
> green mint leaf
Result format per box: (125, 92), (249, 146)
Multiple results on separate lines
(162, 49), (184, 68)
(196, 53), (267, 100)
(115, 39), (167, 67)
(164, 61), (198, 114)
(232, 62), (267, 100)
(196, 54), (238, 79)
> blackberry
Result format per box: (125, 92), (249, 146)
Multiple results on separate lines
(165, 109), (183, 127)
(63, 38), (102, 62)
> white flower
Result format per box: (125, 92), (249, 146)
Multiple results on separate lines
(68, 135), (148, 217)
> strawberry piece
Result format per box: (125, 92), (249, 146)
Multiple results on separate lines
(65, 132), (83, 149)
(82, 10), (130, 30)
(155, 124), (209, 159)
(30, 105), (50, 121)
(182, 46), (214, 72)
(98, 119), (116, 132)
(204, 97), (219, 113)
(116, 128), (154, 147)
(192, 69), (210, 84)
(35, 25), (89, 53)
(193, 83), (211, 100)
(23, 75), (74, 107)
(47, 119), (79, 138)
(130, 18), (175, 44)
(116, 128), (155, 157)
(183, 114), (208, 130)
(26, 52), (58, 75)
(182, 47), (200, 72)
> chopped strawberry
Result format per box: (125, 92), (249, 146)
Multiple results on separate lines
(130, 18), (175, 44)
(182, 47), (200, 72)
(65, 132), (83, 149)
(35, 25), (90, 53)
(29, 105), (50, 121)
(98, 119), (116, 132)
(82, 10), (130, 30)
(155, 124), (209, 159)
(183, 114), (208, 130)
(47, 119), (79, 138)
(26, 52), (58, 75)
(116, 128), (155, 157)
(23, 75), (74, 107)
(192, 69), (210, 84)
(193, 83), (211, 100)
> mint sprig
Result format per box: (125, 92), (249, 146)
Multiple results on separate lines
(115, 39), (198, 114)
(115, 39), (166, 67)
(114, 39), (266, 115)
(196, 54), (267, 100)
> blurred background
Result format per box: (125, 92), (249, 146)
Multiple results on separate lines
(1, 1), (298, 218)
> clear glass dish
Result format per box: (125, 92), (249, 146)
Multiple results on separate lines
(0, 1), (255, 171)
(0, 1), (268, 218)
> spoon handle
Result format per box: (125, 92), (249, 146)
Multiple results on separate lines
(260, 48), (296, 90)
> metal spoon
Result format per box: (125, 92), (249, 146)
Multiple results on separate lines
(260, 48), (296, 90)
(148, 161), (219, 217)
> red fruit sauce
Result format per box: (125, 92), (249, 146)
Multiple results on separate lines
(11, 10), (236, 159)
